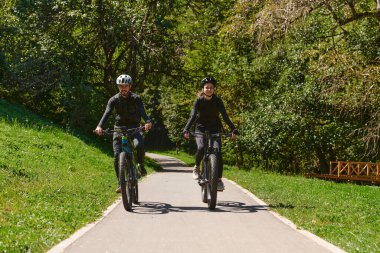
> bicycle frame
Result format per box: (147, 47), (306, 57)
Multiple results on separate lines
(120, 133), (138, 181)
(110, 126), (144, 162)
(118, 129), (139, 174)
(190, 131), (231, 210)
(193, 131), (231, 179)
(107, 127), (142, 177)
(100, 126), (145, 211)
(198, 132), (215, 182)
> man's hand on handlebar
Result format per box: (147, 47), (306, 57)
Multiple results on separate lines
(231, 129), (239, 140)
(144, 122), (152, 131)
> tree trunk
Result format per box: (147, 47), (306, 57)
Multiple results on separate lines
(316, 146), (329, 173)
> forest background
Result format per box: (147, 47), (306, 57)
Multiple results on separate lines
(1, 0), (379, 174)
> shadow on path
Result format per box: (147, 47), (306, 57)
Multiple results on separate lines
(129, 201), (268, 215)
(160, 168), (192, 173)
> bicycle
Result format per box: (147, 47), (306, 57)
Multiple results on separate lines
(189, 131), (232, 210)
(97, 126), (146, 211)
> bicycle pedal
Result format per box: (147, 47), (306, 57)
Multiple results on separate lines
(198, 179), (208, 186)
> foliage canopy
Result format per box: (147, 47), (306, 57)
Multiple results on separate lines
(1, 0), (379, 172)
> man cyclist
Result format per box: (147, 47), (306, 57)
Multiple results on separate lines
(183, 75), (238, 191)
(95, 74), (152, 193)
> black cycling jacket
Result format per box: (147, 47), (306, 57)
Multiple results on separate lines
(97, 92), (150, 128)
(184, 95), (236, 133)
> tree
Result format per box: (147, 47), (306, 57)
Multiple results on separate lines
(216, 0), (380, 170)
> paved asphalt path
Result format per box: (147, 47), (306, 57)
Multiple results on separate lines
(49, 153), (345, 253)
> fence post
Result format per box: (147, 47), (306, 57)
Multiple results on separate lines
(348, 162), (351, 175)
(338, 161), (341, 177)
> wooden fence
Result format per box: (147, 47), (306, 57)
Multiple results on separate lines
(307, 161), (380, 184)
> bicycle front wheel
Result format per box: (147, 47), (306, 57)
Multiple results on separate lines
(201, 161), (207, 203)
(119, 152), (133, 211)
(133, 182), (139, 204)
(132, 165), (139, 204)
(207, 154), (218, 210)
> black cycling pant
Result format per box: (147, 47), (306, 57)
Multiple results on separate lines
(113, 131), (145, 180)
(195, 135), (223, 178)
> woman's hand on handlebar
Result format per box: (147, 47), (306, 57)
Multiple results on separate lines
(183, 131), (190, 140)
(95, 126), (103, 136)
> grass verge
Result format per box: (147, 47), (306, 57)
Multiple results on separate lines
(155, 150), (380, 253)
(0, 100), (157, 252)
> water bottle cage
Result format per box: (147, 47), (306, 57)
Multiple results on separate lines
(122, 136), (132, 153)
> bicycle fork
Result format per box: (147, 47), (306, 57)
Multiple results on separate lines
(198, 155), (210, 186)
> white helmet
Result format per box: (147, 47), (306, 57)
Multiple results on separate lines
(116, 74), (133, 85)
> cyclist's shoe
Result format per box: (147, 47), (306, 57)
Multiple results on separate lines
(140, 166), (147, 176)
(115, 186), (121, 193)
(217, 179), (225, 191)
(192, 165), (200, 180)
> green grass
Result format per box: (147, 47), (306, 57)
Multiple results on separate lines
(0, 100), (157, 252)
(156, 150), (380, 253)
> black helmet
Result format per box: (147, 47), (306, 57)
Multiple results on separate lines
(116, 74), (133, 85)
(201, 75), (217, 87)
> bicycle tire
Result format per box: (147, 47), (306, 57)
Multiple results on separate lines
(132, 163), (139, 204)
(133, 182), (139, 204)
(201, 161), (207, 203)
(119, 152), (133, 211)
(207, 154), (218, 210)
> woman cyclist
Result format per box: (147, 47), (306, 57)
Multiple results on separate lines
(183, 75), (238, 191)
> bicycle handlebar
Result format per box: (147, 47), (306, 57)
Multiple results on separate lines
(93, 126), (146, 136)
(188, 132), (232, 139)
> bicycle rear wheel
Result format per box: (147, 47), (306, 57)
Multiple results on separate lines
(119, 152), (133, 211)
(207, 154), (218, 210)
